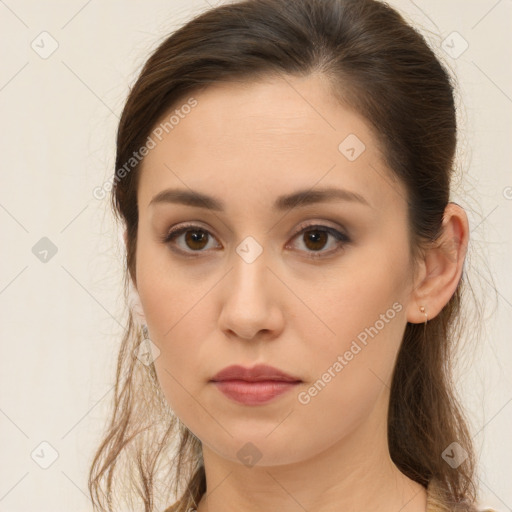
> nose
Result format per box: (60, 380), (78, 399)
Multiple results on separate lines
(217, 250), (285, 341)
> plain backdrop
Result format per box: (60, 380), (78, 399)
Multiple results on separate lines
(0, 1), (511, 511)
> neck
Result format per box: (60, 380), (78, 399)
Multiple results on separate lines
(195, 394), (427, 512)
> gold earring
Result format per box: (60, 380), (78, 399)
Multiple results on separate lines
(419, 306), (428, 323)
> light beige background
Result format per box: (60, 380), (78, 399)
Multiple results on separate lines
(0, 1), (511, 511)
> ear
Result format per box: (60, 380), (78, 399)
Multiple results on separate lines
(123, 227), (147, 325)
(128, 282), (147, 325)
(406, 202), (469, 323)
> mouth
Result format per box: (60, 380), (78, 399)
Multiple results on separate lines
(210, 363), (301, 383)
(211, 380), (301, 405)
(210, 364), (302, 405)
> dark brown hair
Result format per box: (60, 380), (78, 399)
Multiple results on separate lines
(88, 0), (479, 510)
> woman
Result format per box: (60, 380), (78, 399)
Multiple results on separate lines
(88, 1), (496, 511)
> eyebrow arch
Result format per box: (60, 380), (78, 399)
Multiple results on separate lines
(148, 186), (370, 211)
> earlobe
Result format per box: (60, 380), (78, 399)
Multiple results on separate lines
(406, 202), (469, 324)
(128, 279), (147, 325)
(124, 227), (146, 325)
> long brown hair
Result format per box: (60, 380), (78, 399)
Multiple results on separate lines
(88, 0), (479, 510)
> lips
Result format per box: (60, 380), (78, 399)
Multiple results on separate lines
(210, 364), (301, 406)
(210, 364), (301, 383)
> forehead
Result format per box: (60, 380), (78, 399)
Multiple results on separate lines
(138, 74), (402, 214)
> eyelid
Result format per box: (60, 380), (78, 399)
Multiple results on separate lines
(292, 219), (349, 239)
(160, 222), (221, 255)
(162, 222), (213, 240)
(287, 221), (350, 258)
(161, 220), (350, 257)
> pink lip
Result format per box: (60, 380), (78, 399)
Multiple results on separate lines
(212, 380), (300, 405)
(210, 364), (302, 406)
(211, 364), (301, 382)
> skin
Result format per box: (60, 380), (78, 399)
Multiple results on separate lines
(131, 73), (469, 512)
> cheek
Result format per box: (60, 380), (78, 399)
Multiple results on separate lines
(137, 276), (206, 368)
(135, 247), (219, 415)
(289, 265), (407, 448)
(295, 248), (408, 350)
(139, 285), (211, 422)
(294, 249), (409, 396)
(136, 238), (197, 341)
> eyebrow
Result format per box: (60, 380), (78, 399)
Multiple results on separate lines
(148, 186), (370, 211)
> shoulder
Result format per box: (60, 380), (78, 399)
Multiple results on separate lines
(426, 479), (501, 512)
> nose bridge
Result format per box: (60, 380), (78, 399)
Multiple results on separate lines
(229, 236), (271, 302)
(218, 236), (283, 339)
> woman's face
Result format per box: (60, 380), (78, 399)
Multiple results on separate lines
(134, 73), (417, 465)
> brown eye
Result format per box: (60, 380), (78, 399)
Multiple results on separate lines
(163, 225), (220, 254)
(302, 229), (329, 251)
(288, 224), (350, 259)
(162, 222), (350, 259)
(183, 229), (209, 250)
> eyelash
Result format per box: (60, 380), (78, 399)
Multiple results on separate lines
(161, 222), (350, 260)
